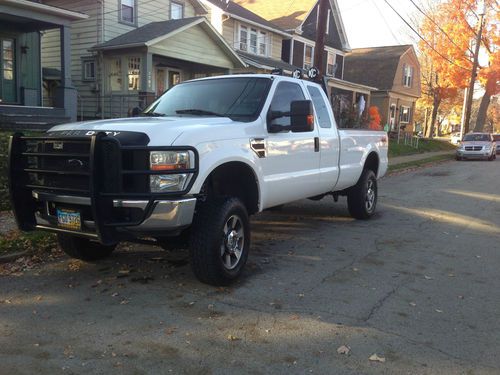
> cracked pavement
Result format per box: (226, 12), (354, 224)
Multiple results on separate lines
(1, 158), (499, 374)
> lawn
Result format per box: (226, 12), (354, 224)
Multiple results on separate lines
(389, 138), (456, 157)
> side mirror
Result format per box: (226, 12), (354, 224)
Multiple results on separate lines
(290, 100), (314, 132)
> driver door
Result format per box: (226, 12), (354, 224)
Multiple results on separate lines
(260, 81), (321, 208)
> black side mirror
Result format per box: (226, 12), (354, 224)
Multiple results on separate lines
(290, 100), (314, 133)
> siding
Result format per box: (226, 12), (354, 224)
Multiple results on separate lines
(392, 49), (421, 97)
(104, 0), (196, 42)
(222, 18), (236, 48)
(41, 0), (102, 116)
(150, 24), (234, 69)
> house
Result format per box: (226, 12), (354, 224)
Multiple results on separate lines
(344, 45), (421, 132)
(0, 0), (87, 130)
(40, 0), (247, 119)
(234, 0), (377, 128)
(201, 0), (298, 74)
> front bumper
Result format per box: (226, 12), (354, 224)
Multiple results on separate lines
(456, 150), (491, 159)
(32, 191), (197, 240)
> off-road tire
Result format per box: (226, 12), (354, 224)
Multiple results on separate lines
(347, 169), (378, 220)
(57, 234), (116, 261)
(189, 197), (250, 286)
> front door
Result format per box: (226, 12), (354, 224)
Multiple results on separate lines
(260, 80), (321, 208)
(0, 38), (16, 103)
(156, 68), (166, 97)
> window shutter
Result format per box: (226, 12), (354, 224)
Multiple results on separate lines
(402, 63), (406, 85)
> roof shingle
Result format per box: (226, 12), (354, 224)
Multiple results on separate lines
(343, 45), (413, 91)
(233, 0), (318, 30)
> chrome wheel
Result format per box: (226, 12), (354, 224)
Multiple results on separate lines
(365, 179), (376, 213)
(221, 215), (245, 270)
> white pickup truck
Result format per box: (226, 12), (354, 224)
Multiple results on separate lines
(9, 74), (388, 285)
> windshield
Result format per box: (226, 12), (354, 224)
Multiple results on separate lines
(463, 134), (490, 142)
(144, 77), (272, 122)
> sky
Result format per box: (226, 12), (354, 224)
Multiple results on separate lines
(336, 0), (419, 48)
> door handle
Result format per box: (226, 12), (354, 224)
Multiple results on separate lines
(314, 137), (320, 152)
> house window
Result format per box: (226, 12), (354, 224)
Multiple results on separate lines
(327, 53), (335, 76)
(237, 24), (269, 56)
(171, 1), (184, 19)
(335, 54), (343, 79)
(239, 25), (248, 51)
(400, 105), (411, 123)
(120, 0), (135, 24)
(109, 58), (122, 91)
(128, 57), (141, 91)
(83, 60), (95, 81)
(304, 45), (314, 70)
(259, 31), (267, 55)
(326, 10), (331, 34)
(403, 64), (413, 87)
(250, 28), (258, 54)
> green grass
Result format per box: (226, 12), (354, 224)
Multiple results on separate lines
(389, 138), (456, 157)
(0, 231), (57, 256)
(388, 154), (455, 173)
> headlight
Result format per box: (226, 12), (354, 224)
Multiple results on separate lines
(484, 145), (491, 151)
(150, 151), (195, 192)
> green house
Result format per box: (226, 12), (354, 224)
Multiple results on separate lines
(0, 0), (87, 130)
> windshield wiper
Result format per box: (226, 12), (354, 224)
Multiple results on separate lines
(142, 112), (166, 117)
(175, 109), (225, 117)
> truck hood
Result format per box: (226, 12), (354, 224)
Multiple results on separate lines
(460, 141), (492, 146)
(49, 116), (248, 146)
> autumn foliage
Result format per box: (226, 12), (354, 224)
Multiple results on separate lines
(417, 0), (499, 135)
(368, 106), (381, 130)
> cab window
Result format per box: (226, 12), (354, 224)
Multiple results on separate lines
(307, 86), (331, 128)
(269, 82), (305, 127)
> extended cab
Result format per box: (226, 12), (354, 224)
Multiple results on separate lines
(8, 74), (388, 285)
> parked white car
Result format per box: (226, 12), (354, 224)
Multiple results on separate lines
(9, 74), (388, 285)
(456, 133), (497, 161)
(450, 132), (462, 145)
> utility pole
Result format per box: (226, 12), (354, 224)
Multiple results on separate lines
(462, 2), (485, 134)
(313, 0), (329, 80)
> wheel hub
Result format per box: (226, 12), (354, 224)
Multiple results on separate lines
(221, 215), (245, 270)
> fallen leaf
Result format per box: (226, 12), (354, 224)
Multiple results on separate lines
(435, 309), (443, 313)
(165, 327), (176, 335)
(447, 273), (455, 277)
(120, 299), (129, 305)
(227, 335), (240, 341)
(35, 296), (43, 302)
(458, 295), (464, 299)
(409, 302), (417, 307)
(337, 345), (351, 355)
(369, 353), (386, 363)
(353, 268), (359, 272)
(424, 275), (433, 280)
(111, 293), (119, 297)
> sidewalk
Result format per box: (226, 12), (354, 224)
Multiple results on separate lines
(389, 150), (455, 167)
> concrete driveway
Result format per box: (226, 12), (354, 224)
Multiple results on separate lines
(1, 158), (499, 374)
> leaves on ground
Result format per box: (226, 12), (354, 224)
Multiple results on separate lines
(369, 353), (386, 363)
(337, 345), (351, 355)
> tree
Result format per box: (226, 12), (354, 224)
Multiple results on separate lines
(368, 106), (382, 130)
(417, 0), (472, 138)
(417, 0), (499, 135)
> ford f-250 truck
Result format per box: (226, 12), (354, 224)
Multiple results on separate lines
(8, 74), (388, 285)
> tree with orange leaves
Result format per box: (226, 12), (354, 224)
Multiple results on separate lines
(417, 0), (498, 136)
(368, 106), (382, 130)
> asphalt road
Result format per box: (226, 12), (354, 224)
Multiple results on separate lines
(1, 158), (499, 375)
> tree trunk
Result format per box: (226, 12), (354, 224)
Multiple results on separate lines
(474, 76), (495, 132)
(426, 94), (441, 138)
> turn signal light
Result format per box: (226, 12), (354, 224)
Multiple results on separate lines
(307, 114), (315, 126)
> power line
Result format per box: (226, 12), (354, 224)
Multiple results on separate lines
(371, 0), (401, 44)
(407, 0), (475, 56)
(381, 0), (470, 72)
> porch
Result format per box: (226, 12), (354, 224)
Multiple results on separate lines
(0, 0), (87, 129)
(327, 77), (378, 129)
(84, 17), (246, 119)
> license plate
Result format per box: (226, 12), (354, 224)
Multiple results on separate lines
(57, 209), (81, 230)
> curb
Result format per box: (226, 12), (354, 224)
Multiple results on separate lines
(0, 251), (29, 264)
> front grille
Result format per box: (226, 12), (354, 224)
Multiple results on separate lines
(465, 146), (483, 151)
(19, 138), (93, 195)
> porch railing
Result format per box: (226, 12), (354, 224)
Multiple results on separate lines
(76, 93), (157, 121)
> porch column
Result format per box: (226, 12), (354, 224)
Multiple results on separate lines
(55, 25), (77, 122)
(139, 52), (155, 108)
